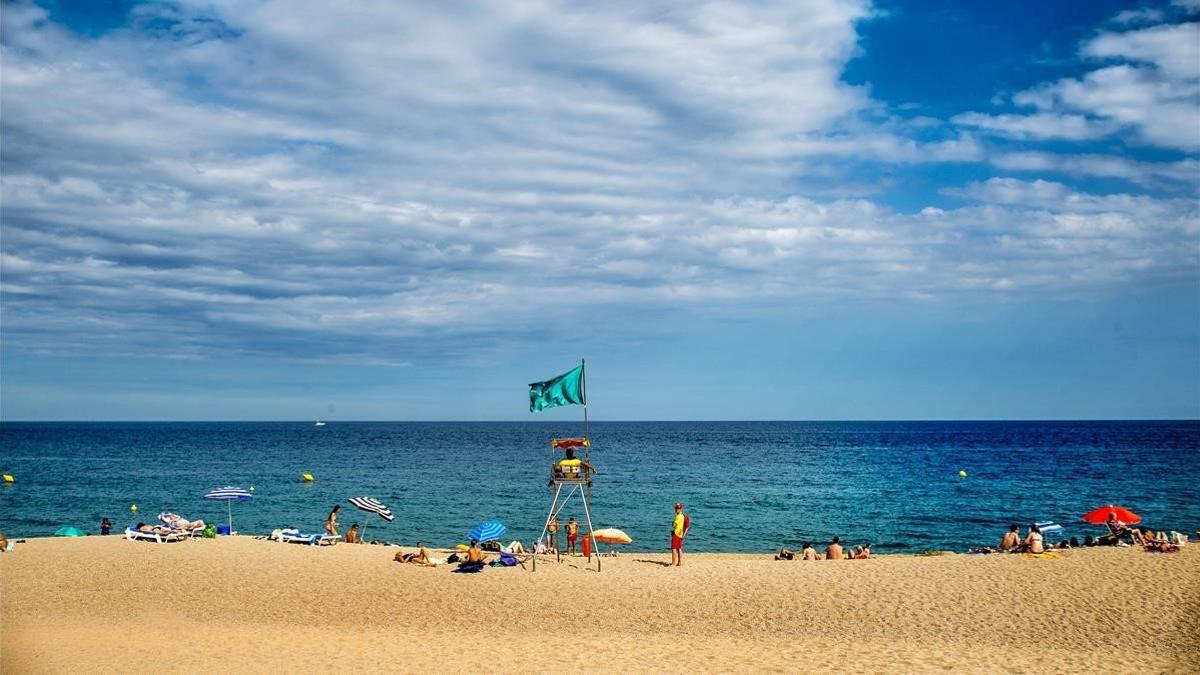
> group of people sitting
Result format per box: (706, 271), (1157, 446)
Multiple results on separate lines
(775, 536), (870, 560)
(974, 515), (1185, 554)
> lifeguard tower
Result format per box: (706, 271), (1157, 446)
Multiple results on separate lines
(528, 361), (602, 571)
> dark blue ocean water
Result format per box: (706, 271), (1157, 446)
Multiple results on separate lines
(1, 421), (1197, 552)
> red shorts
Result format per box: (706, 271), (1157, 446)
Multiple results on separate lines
(567, 534), (577, 543)
(671, 534), (683, 550)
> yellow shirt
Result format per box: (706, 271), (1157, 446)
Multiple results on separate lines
(673, 513), (685, 537)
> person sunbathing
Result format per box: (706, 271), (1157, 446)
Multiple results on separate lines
(854, 543), (871, 559)
(395, 542), (436, 565)
(135, 522), (174, 535)
(162, 513), (206, 531)
(999, 524), (1021, 552)
(825, 536), (843, 561)
(1142, 530), (1179, 553)
(504, 540), (526, 554)
(801, 542), (819, 560)
(1017, 524), (1044, 553)
(1104, 514), (1135, 544)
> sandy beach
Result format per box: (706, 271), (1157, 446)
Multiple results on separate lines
(2, 537), (1198, 673)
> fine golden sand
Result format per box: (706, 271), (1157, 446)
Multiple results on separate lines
(2, 537), (1198, 674)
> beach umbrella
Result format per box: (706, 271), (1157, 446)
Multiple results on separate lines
(203, 486), (253, 532)
(347, 496), (394, 542)
(1082, 505), (1141, 525)
(592, 528), (632, 545)
(469, 518), (507, 543)
(54, 526), (86, 537)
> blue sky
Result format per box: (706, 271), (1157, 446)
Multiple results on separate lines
(1, 0), (1197, 420)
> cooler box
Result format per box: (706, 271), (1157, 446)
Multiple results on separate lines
(216, 524), (231, 536)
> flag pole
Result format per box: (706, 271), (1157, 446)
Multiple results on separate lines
(581, 358), (589, 453)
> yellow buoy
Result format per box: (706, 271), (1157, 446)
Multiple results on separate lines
(302, 473), (314, 482)
(958, 470), (968, 478)
(130, 504), (138, 512)
(2, 474), (14, 484)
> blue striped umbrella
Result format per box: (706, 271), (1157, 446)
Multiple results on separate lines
(469, 518), (507, 543)
(203, 486), (253, 532)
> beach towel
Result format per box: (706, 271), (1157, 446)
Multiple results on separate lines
(1020, 551), (1061, 559)
(498, 552), (518, 567)
(453, 562), (485, 573)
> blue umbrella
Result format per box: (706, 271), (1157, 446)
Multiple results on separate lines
(203, 486), (253, 532)
(469, 518), (507, 543)
(54, 526), (86, 537)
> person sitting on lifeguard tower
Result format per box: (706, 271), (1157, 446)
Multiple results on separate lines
(553, 447), (597, 484)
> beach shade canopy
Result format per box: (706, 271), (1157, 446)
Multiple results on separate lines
(203, 486), (253, 532)
(592, 528), (633, 545)
(469, 518), (507, 543)
(54, 526), (86, 537)
(347, 496), (394, 522)
(1082, 505), (1141, 525)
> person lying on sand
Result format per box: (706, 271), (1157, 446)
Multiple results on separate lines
(999, 524), (1021, 552)
(395, 542), (436, 565)
(504, 540), (526, 554)
(775, 547), (796, 560)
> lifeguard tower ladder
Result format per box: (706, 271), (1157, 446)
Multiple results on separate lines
(539, 436), (601, 571)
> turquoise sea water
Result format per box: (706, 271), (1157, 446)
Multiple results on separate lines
(1, 421), (1198, 552)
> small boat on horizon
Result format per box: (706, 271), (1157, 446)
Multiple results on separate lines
(314, 420), (327, 427)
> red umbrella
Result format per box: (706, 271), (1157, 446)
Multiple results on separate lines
(1082, 505), (1141, 525)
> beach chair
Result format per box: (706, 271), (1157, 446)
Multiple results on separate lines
(278, 529), (339, 546)
(124, 526), (188, 543)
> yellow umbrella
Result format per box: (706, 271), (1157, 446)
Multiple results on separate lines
(592, 528), (632, 545)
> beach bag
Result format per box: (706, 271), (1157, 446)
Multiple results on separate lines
(499, 552), (518, 567)
(201, 524), (217, 538)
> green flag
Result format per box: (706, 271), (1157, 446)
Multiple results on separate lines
(529, 364), (585, 413)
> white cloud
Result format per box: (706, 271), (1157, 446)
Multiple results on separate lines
(1, 0), (1197, 364)
(954, 20), (1200, 151)
(952, 112), (1117, 140)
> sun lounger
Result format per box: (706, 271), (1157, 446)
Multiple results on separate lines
(278, 529), (339, 546)
(125, 526), (188, 543)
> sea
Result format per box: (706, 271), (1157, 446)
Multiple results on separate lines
(1, 421), (1198, 552)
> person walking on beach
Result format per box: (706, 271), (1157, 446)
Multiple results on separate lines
(566, 517), (579, 554)
(670, 502), (690, 566)
(325, 504), (340, 537)
(99, 517), (112, 536)
(825, 536), (842, 561)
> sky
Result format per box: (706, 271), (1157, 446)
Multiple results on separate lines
(1, 0), (1198, 421)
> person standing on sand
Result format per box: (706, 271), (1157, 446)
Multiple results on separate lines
(670, 502), (690, 566)
(325, 504), (340, 537)
(566, 517), (579, 554)
(100, 518), (112, 536)
(548, 517), (559, 551)
(825, 536), (842, 561)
